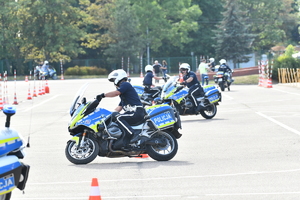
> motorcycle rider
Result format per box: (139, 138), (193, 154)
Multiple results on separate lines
(143, 65), (166, 103)
(179, 63), (205, 113)
(218, 59), (232, 82)
(96, 69), (148, 144)
(208, 58), (216, 72)
(41, 60), (50, 79)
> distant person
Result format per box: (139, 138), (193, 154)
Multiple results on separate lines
(161, 60), (168, 78)
(152, 60), (162, 83)
(208, 58), (216, 72)
(198, 59), (210, 86)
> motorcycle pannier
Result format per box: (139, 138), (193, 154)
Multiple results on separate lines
(203, 85), (221, 104)
(146, 104), (176, 130)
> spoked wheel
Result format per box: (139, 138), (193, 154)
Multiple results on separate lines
(146, 131), (178, 161)
(0, 192), (11, 200)
(65, 135), (99, 164)
(200, 103), (217, 119)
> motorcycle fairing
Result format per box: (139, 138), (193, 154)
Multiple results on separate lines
(167, 88), (188, 103)
(146, 104), (176, 129)
(0, 156), (22, 195)
(70, 107), (112, 132)
(0, 128), (23, 157)
(133, 85), (144, 96)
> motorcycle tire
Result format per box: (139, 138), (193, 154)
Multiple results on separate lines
(219, 82), (225, 91)
(0, 192), (11, 200)
(146, 130), (178, 161)
(65, 135), (99, 164)
(199, 103), (217, 119)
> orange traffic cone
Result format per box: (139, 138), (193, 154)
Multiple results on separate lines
(89, 178), (102, 200)
(135, 154), (149, 158)
(45, 80), (50, 93)
(266, 78), (273, 88)
(33, 86), (37, 97)
(25, 76), (28, 82)
(27, 88), (32, 100)
(179, 73), (184, 83)
(13, 93), (18, 105)
(140, 71), (144, 78)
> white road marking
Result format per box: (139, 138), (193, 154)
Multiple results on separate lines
(256, 112), (300, 136)
(20, 95), (61, 112)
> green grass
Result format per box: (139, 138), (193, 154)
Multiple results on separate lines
(232, 74), (259, 85)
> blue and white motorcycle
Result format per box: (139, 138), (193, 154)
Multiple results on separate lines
(0, 106), (30, 200)
(155, 76), (221, 119)
(65, 83), (182, 164)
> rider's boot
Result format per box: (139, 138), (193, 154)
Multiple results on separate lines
(196, 99), (205, 112)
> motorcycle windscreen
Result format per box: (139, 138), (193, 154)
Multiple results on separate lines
(69, 82), (89, 116)
(146, 105), (176, 129)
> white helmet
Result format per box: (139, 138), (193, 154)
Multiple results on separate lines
(179, 63), (190, 72)
(145, 65), (153, 72)
(108, 69), (128, 86)
(219, 59), (226, 64)
(209, 58), (215, 62)
(44, 60), (49, 65)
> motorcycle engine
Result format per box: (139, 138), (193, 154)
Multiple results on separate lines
(184, 99), (193, 108)
(107, 122), (122, 138)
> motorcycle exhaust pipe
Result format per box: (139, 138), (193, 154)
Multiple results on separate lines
(108, 140), (135, 156)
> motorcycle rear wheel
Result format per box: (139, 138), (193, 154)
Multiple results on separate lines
(0, 192), (11, 200)
(65, 135), (99, 164)
(146, 130), (178, 161)
(200, 103), (217, 119)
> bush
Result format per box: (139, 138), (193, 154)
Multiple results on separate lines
(65, 66), (108, 76)
(272, 55), (300, 80)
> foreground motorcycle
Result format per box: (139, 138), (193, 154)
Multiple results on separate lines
(65, 83), (182, 164)
(0, 106), (30, 200)
(155, 76), (221, 119)
(213, 71), (234, 91)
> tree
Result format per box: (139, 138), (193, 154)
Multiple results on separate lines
(130, 0), (202, 59)
(18, 0), (86, 62)
(214, 0), (255, 68)
(104, 0), (142, 66)
(239, 0), (299, 51)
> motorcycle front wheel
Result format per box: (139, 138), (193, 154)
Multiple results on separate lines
(200, 103), (217, 119)
(65, 135), (99, 164)
(0, 192), (11, 200)
(146, 130), (178, 161)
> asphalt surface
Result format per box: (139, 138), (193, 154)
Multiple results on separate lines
(3, 78), (300, 200)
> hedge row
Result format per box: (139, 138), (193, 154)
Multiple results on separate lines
(64, 66), (108, 75)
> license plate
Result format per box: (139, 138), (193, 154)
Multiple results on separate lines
(218, 78), (222, 81)
(0, 174), (15, 193)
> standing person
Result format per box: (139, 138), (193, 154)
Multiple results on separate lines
(152, 60), (162, 83)
(198, 59), (210, 86)
(179, 63), (205, 113)
(96, 69), (148, 144)
(208, 58), (216, 72)
(161, 60), (168, 78)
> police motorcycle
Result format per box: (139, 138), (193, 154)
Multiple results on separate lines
(65, 83), (182, 164)
(132, 74), (170, 107)
(0, 105), (30, 200)
(155, 76), (221, 119)
(213, 70), (234, 91)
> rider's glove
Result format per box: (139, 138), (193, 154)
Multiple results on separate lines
(96, 93), (105, 101)
(180, 81), (186, 85)
(162, 77), (167, 82)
